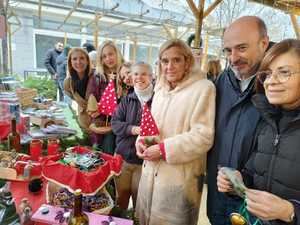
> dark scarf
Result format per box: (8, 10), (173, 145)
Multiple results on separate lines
(71, 72), (89, 99)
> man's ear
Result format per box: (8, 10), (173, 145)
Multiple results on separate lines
(261, 36), (270, 51)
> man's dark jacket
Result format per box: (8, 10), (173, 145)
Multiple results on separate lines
(207, 68), (261, 222)
(111, 92), (152, 165)
(56, 49), (68, 83)
(44, 48), (61, 76)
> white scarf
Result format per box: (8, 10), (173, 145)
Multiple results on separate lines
(134, 83), (154, 104)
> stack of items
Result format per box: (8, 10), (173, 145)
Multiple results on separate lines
(15, 88), (37, 108)
(42, 146), (123, 215)
(41, 125), (76, 135)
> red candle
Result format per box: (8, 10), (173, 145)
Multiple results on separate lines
(47, 138), (59, 155)
(30, 139), (42, 161)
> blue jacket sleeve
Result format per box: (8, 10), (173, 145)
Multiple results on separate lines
(111, 98), (134, 138)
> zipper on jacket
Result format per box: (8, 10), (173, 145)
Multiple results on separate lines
(273, 134), (280, 146)
(266, 133), (281, 191)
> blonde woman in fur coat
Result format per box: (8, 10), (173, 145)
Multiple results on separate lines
(135, 39), (216, 225)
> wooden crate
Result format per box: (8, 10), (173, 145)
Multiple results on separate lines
(16, 88), (37, 107)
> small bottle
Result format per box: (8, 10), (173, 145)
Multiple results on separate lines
(23, 161), (33, 180)
(68, 189), (89, 225)
(8, 117), (21, 152)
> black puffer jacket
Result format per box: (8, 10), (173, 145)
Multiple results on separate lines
(243, 94), (300, 225)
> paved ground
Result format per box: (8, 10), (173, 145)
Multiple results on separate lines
(198, 184), (211, 225)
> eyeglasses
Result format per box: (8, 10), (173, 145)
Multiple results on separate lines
(256, 69), (300, 84)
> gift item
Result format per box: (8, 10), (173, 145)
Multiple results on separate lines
(60, 150), (105, 172)
(14, 160), (42, 180)
(0, 186), (20, 224)
(49, 184), (113, 215)
(42, 146), (122, 194)
(19, 198), (33, 225)
(98, 80), (117, 116)
(30, 139), (42, 161)
(47, 138), (60, 155)
(32, 204), (134, 225)
(16, 88), (37, 108)
(140, 103), (160, 146)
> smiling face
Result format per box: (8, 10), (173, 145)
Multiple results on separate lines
(120, 66), (133, 86)
(160, 46), (190, 88)
(70, 50), (88, 77)
(132, 65), (152, 90)
(263, 51), (300, 110)
(223, 18), (269, 79)
(101, 45), (117, 71)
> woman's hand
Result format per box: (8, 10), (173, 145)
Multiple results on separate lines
(89, 111), (100, 119)
(89, 124), (112, 134)
(131, 126), (141, 135)
(217, 168), (234, 193)
(136, 139), (147, 159)
(246, 189), (294, 222)
(143, 144), (161, 161)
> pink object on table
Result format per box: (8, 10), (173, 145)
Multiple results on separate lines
(30, 139), (42, 161)
(32, 204), (133, 225)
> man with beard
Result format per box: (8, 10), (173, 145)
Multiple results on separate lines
(207, 16), (270, 225)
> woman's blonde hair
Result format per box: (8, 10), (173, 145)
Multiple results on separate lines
(207, 60), (221, 80)
(96, 40), (124, 78)
(67, 47), (92, 78)
(157, 39), (194, 85)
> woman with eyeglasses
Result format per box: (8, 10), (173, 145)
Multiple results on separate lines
(217, 39), (300, 225)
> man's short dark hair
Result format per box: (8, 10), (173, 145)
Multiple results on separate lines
(82, 43), (96, 53)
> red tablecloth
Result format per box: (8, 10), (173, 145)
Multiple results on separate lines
(11, 178), (47, 225)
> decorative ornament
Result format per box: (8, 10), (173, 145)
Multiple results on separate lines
(98, 80), (118, 116)
(140, 103), (160, 147)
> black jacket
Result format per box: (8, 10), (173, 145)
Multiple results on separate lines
(242, 94), (300, 225)
(111, 92), (152, 164)
(56, 48), (68, 82)
(44, 48), (61, 76)
(207, 68), (261, 220)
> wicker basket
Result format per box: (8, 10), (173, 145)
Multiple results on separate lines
(16, 88), (37, 107)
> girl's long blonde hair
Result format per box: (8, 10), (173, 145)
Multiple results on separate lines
(96, 40), (124, 78)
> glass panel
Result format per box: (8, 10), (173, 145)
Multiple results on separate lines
(35, 34), (81, 69)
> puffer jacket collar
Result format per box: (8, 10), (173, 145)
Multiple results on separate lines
(252, 93), (300, 130)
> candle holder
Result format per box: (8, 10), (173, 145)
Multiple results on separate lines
(30, 139), (42, 161)
(47, 138), (60, 155)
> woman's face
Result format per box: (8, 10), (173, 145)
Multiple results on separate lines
(120, 66), (133, 86)
(102, 45), (117, 70)
(264, 51), (300, 110)
(160, 46), (189, 87)
(71, 51), (88, 76)
(132, 65), (152, 90)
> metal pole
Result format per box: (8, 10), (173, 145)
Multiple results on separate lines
(8, 23), (12, 74)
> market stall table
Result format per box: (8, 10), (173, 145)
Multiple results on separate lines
(32, 204), (133, 225)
